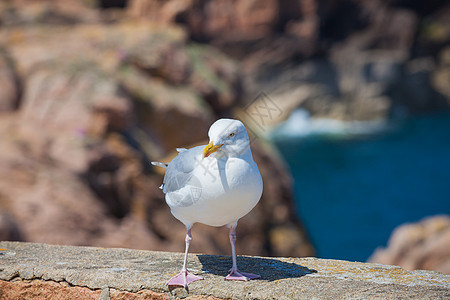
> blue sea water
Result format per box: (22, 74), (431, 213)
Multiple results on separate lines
(270, 112), (450, 262)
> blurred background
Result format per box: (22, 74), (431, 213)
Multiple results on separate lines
(0, 0), (449, 274)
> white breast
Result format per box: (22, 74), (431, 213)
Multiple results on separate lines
(168, 156), (263, 227)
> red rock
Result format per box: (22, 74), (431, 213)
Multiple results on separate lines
(0, 278), (223, 300)
(127, 0), (279, 43)
(0, 279), (172, 300)
(0, 213), (22, 241)
(0, 2), (313, 259)
(0, 280), (99, 299)
(369, 215), (450, 275)
(0, 0), (99, 26)
(0, 50), (20, 112)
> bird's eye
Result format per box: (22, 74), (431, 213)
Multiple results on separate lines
(229, 132), (235, 137)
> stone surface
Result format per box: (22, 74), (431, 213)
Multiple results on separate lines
(0, 242), (449, 299)
(369, 215), (450, 275)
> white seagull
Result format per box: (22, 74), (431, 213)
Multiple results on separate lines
(152, 118), (263, 288)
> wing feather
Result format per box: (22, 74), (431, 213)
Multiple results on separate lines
(163, 145), (204, 208)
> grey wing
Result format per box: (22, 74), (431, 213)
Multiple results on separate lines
(151, 161), (168, 168)
(163, 145), (204, 208)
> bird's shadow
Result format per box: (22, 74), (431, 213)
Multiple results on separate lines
(197, 255), (317, 281)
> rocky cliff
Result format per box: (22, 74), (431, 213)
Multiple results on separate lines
(0, 0), (313, 259)
(128, 0), (450, 121)
(1, 0), (449, 274)
(369, 215), (450, 275)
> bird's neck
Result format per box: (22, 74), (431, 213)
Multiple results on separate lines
(225, 147), (254, 161)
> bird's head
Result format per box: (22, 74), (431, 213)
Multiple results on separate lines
(203, 119), (251, 159)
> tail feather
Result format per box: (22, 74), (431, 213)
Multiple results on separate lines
(151, 161), (168, 168)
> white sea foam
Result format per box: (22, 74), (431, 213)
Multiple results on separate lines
(268, 109), (388, 138)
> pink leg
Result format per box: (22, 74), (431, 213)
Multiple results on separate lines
(225, 224), (261, 281)
(167, 228), (203, 288)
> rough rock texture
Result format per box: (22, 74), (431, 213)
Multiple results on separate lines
(127, 0), (279, 43)
(243, 0), (450, 122)
(3, 0), (450, 123)
(432, 46), (450, 102)
(0, 242), (449, 299)
(369, 215), (450, 275)
(0, 4), (313, 259)
(0, 0), (100, 25)
(0, 49), (21, 112)
(0, 280), (102, 300)
(126, 0), (450, 121)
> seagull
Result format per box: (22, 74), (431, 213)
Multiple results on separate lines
(152, 118), (263, 288)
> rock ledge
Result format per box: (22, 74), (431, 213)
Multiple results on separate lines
(0, 242), (448, 299)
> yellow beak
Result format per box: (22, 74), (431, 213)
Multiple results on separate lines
(203, 141), (223, 158)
